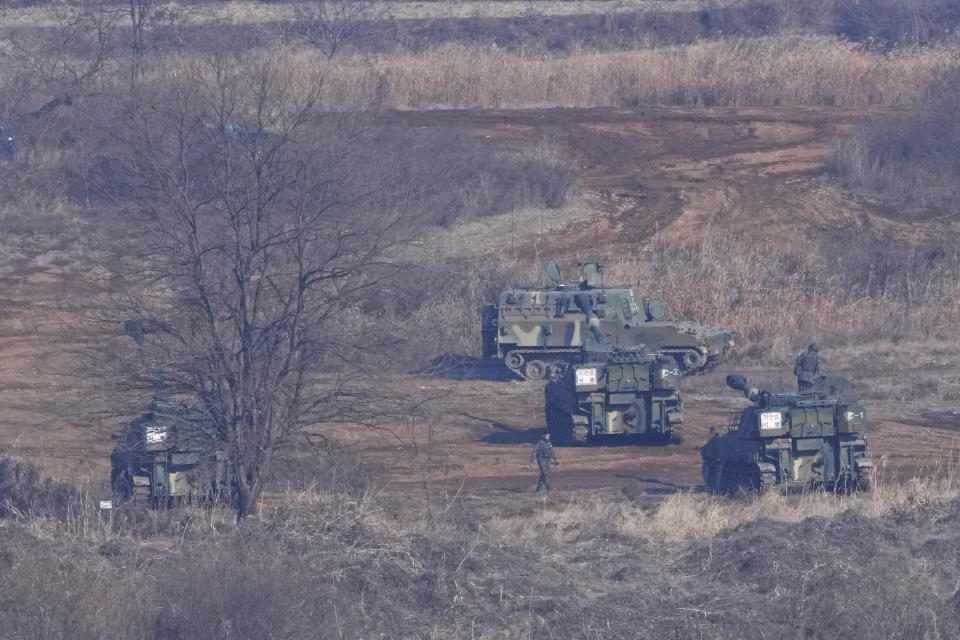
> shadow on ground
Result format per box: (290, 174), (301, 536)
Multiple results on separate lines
(616, 474), (696, 495)
(560, 434), (683, 448)
(478, 420), (544, 445)
(416, 355), (522, 381)
(477, 422), (684, 448)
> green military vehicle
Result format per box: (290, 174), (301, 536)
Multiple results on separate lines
(543, 348), (684, 445)
(701, 374), (873, 494)
(110, 398), (235, 507)
(482, 262), (733, 380)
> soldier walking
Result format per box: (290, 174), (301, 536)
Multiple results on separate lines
(530, 433), (559, 491)
(794, 343), (822, 392)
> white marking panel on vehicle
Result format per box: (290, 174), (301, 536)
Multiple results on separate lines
(145, 425), (167, 443)
(576, 368), (598, 386)
(760, 412), (782, 431)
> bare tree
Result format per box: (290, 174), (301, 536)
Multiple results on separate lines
(126, 0), (155, 87)
(127, 0), (150, 56)
(2, 2), (120, 118)
(112, 53), (412, 517)
(288, 0), (393, 59)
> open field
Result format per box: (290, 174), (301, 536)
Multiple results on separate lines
(2, 105), (959, 491)
(2, 0), (960, 637)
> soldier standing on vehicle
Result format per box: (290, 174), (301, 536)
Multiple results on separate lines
(794, 343), (822, 392)
(530, 433), (559, 491)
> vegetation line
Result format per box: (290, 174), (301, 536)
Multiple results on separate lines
(0, 0), (736, 28)
(311, 37), (960, 109)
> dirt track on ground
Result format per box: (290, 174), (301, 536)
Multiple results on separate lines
(2, 105), (959, 497)
(395, 106), (957, 250)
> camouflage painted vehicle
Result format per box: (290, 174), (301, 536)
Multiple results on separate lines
(482, 262), (733, 380)
(701, 375), (873, 494)
(110, 398), (235, 507)
(544, 348), (684, 445)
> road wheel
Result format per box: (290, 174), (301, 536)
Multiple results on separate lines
(682, 350), (707, 370)
(548, 360), (568, 380)
(524, 360), (547, 381)
(504, 351), (524, 372)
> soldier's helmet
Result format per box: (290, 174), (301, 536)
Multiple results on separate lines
(808, 343), (818, 352)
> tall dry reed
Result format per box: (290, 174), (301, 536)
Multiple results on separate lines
(315, 36), (960, 109)
(141, 36), (960, 111)
(606, 234), (960, 348)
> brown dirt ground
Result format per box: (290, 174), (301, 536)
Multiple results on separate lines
(2, 106), (958, 500)
(319, 365), (960, 502)
(392, 106), (956, 251)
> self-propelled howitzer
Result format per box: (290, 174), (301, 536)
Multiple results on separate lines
(110, 398), (236, 507)
(701, 375), (873, 494)
(482, 262), (733, 380)
(544, 347), (683, 445)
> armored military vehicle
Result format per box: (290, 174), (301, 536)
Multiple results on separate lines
(701, 374), (872, 494)
(110, 398), (235, 507)
(482, 262), (733, 380)
(544, 348), (684, 445)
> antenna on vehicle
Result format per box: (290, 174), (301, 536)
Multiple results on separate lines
(509, 203), (517, 289)
(537, 207), (544, 288)
(543, 261), (562, 284)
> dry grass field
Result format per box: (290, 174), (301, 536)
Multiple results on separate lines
(318, 38), (960, 109)
(123, 37), (960, 110)
(2, 0), (960, 637)
(3, 450), (960, 638)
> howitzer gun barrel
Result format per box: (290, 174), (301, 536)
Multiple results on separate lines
(726, 374), (758, 401)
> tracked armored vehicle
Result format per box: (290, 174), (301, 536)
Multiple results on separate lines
(701, 375), (872, 494)
(482, 262), (733, 380)
(110, 398), (235, 507)
(544, 348), (684, 445)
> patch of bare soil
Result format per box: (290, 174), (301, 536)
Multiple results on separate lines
(396, 106), (957, 254)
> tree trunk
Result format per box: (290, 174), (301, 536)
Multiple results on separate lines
(234, 471), (265, 520)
